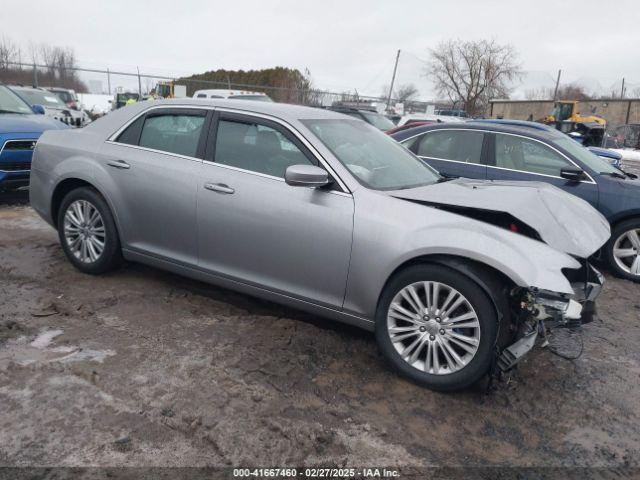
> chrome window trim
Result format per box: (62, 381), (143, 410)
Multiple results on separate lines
(402, 127), (597, 185)
(0, 138), (38, 155)
(104, 141), (203, 163)
(105, 104), (352, 194)
(0, 169), (30, 173)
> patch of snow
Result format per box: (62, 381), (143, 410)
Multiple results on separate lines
(30, 329), (64, 349)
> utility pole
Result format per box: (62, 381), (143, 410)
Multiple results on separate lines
(552, 69), (561, 101)
(621, 78), (625, 99)
(386, 49), (401, 112)
(137, 67), (142, 96)
(107, 68), (111, 95)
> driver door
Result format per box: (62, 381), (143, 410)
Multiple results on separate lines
(196, 111), (354, 308)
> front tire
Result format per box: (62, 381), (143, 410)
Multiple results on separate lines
(605, 218), (640, 282)
(57, 187), (122, 274)
(375, 264), (499, 391)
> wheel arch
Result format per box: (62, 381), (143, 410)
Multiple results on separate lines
(379, 254), (517, 325)
(608, 212), (640, 231)
(51, 177), (118, 231)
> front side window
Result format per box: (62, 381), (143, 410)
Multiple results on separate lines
(414, 130), (484, 164)
(303, 118), (439, 190)
(495, 134), (572, 177)
(214, 119), (314, 178)
(138, 113), (206, 157)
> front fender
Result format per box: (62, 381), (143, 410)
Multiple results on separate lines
(343, 192), (581, 319)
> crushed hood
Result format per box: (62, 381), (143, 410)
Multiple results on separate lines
(388, 178), (611, 258)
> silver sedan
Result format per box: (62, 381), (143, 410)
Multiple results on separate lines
(29, 99), (609, 391)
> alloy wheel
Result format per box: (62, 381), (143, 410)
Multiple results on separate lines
(63, 200), (106, 264)
(386, 281), (481, 375)
(612, 228), (640, 277)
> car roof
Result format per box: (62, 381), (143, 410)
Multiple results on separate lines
(389, 120), (566, 142)
(85, 98), (352, 136)
(470, 118), (556, 132)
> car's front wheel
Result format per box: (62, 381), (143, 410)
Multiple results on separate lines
(375, 264), (499, 391)
(57, 187), (122, 274)
(605, 218), (640, 282)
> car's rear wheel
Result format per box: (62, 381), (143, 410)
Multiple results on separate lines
(375, 264), (499, 391)
(606, 218), (640, 282)
(57, 187), (122, 274)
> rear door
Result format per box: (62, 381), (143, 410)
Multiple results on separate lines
(100, 107), (209, 265)
(405, 129), (487, 179)
(486, 132), (599, 207)
(196, 111), (354, 308)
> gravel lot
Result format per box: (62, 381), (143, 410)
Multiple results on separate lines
(1, 193), (640, 472)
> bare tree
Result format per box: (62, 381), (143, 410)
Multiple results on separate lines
(427, 39), (521, 116)
(0, 36), (19, 70)
(395, 83), (419, 102)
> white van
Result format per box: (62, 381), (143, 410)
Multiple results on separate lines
(192, 89), (272, 102)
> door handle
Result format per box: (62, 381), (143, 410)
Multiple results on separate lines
(107, 160), (130, 169)
(204, 182), (235, 194)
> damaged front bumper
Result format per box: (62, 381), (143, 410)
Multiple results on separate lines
(497, 262), (604, 372)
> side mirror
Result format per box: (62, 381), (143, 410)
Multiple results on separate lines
(31, 104), (45, 115)
(560, 168), (586, 182)
(285, 164), (330, 187)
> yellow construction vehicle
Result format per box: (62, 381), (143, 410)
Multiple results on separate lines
(542, 100), (605, 126)
(154, 81), (187, 99)
(541, 100), (607, 146)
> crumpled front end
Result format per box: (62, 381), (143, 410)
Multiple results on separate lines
(497, 260), (604, 372)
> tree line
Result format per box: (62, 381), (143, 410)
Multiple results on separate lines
(0, 36), (87, 92)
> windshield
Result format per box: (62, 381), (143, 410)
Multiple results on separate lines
(15, 89), (66, 108)
(0, 86), (33, 114)
(302, 118), (440, 190)
(359, 111), (395, 131)
(553, 136), (620, 175)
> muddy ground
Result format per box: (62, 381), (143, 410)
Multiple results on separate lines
(1, 192), (640, 472)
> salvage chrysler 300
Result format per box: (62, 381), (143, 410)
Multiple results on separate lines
(29, 99), (609, 391)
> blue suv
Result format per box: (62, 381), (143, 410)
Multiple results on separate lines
(0, 85), (68, 192)
(391, 122), (640, 282)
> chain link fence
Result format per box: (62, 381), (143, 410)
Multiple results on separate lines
(1, 61), (440, 114)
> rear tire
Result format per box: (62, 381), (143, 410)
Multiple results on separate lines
(375, 264), (499, 391)
(57, 187), (122, 274)
(605, 218), (640, 282)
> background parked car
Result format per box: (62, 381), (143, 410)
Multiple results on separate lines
(325, 105), (396, 131)
(392, 122), (640, 282)
(192, 89), (273, 102)
(9, 86), (87, 127)
(0, 84), (69, 191)
(46, 87), (80, 110)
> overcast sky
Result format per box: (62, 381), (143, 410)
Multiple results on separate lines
(3, 0), (639, 98)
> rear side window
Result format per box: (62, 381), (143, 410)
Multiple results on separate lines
(116, 115), (145, 145)
(214, 118), (314, 178)
(416, 130), (484, 163)
(139, 113), (206, 157)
